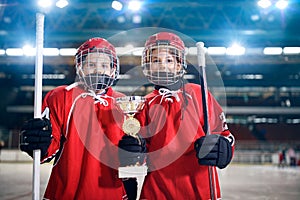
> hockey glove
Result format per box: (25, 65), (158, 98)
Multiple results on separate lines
(118, 135), (147, 167)
(194, 134), (232, 169)
(19, 118), (52, 158)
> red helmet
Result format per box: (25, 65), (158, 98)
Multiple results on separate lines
(76, 38), (116, 55)
(142, 32), (186, 86)
(144, 32), (185, 52)
(75, 38), (119, 92)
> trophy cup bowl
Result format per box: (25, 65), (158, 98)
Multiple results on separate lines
(116, 96), (147, 200)
(116, 96), (145, 114)
(116, 96), (146, 138)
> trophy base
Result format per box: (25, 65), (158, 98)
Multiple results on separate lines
(118, 165), (148, 178)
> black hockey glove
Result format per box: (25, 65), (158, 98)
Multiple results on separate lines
(194, 134), (232, 169)
(118, 135), (147, 167)
(19, 118), (52, 158)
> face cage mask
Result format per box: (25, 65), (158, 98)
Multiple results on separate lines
(142, 45), (186, 86)
(81, 73), (115, 91)
(75, 49), (119, 92)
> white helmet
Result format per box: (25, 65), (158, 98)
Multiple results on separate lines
(142, 32), (187, 86)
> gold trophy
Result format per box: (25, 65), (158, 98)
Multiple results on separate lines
(116, 96), (145, 138)
(116, 96), (147, 200)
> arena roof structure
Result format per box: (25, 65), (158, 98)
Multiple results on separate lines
(1, 0), (300, 47)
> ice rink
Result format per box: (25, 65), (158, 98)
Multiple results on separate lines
(0, 162), (299, 200)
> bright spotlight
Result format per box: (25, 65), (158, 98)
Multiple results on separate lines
(112, 1), (123, 11)
(38, 0), (53, 8)
(23, 45), (36, 56)
(59, 48), (77, 56)
(257, 0), (272, 9)
(275, 0), (288, 10)
(132, 14), (142, 23)
(283, 47), (300, 54)
(226, 43), (245, 56)
(43, 48), (59, 56)
(56, 0), (69, 9)
(207, 47), (226, 55)
(251, 14), (260, 21)
(6, 48), (23, 56)
(263, 47), (282, 55)
(0, 49), (5, 55)
(128, 1), (141, 11)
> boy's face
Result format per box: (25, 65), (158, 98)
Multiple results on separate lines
(81, 52), (115, 77)
(149, 48), (181, 73)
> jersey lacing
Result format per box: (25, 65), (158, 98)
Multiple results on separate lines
(65, 88), (114, 139)
(148, 84), (192, 120)
(149, 87), (192, 105)
(89, 89), (115, 106)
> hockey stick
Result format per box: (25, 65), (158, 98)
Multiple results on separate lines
(32, 12), (45, 200)
(196, 42), (218, 200)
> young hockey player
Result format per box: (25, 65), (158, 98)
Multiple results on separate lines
(137, 32), (235, 199)
(19, 37), (137, 199)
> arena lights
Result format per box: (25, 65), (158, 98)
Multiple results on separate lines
(263, 47), (282, 55)
(287, 118), (300, 124)
(226, 44), (246, 56)
(128, 0), (142, 12)
(283, 47), (300, 54)
(131, 47), (144, 56)
(257, 0), (272, 8)
(207, 47), (227, 55)
(188, 47), (206, 55)
(23, 45), (36, 56)
(3, 48), (74, 56)
(257, 0), (288, 10)
(6, 48), (23, 56)
(112, 0), (142, 24)
(37, 0), (53, 8)
(0, 49), (5, 55)
(38, 0), (69, 9)
(112, 1), (123, 11)
(254, 117), (278, 123)
(59, 48), (77, 56)
(56, 0), (69, 8)
(237, 74), (264, 80)
(111, 0), (142, 12)
(2, 46), (300, 57)
(116, 45), (135, 55)
(132, 14), (142, 23)
(275, 0), (288, 9)
(117, 16), (126, 23)
(43, 48), (60, 56)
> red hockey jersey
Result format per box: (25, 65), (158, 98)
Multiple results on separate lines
(137, 83), (234, 200)
(41, 85), (127, 200)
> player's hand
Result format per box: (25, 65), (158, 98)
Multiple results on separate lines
(118, 135), (147, 167)
(19, 118), (52, 158)
(194, 134), (232, 169)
